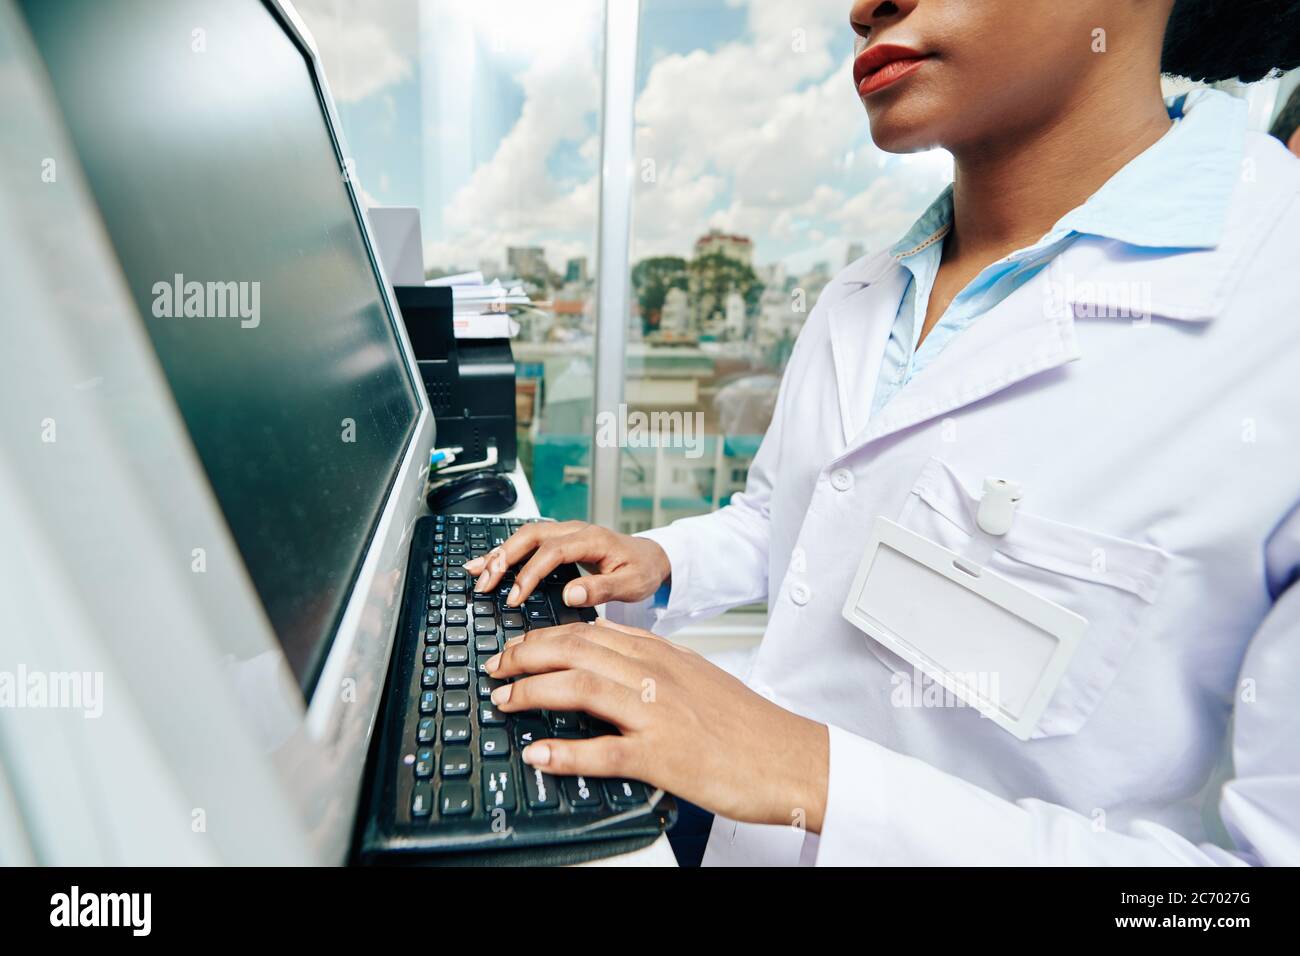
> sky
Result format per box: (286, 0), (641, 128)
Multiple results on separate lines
(295, 0), (955, 278)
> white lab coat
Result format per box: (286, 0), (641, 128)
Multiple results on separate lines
(626, 131), (1300, 866)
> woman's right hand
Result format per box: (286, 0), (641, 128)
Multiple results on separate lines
(462, 521), (671, 609)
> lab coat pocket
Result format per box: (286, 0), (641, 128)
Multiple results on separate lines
(877, 457), (1170, 738)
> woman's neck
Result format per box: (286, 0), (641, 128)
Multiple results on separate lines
(947, 76), (1174, 263)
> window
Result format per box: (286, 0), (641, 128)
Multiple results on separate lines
(297, 0), (605, 520)
(618, 0), (951, 537)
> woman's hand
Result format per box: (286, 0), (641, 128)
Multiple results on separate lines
(463, 521), (671, 609)
(484, 620), (829, 832)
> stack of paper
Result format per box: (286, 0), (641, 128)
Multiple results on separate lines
(426, 272), (526, 339)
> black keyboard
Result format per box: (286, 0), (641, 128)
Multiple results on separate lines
(357, 514), (675, 863)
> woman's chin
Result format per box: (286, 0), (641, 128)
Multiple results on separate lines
(863, 97), (950, 155)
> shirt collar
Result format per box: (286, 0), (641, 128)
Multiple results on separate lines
(889, 87), (1248, 259)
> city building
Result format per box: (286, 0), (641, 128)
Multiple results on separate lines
(506, 245), (548, 283)
(693, 230), (753, 265)
(564, 256), (589, 284)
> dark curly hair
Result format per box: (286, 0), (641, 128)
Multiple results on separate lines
(1162, 0), (1300, 82)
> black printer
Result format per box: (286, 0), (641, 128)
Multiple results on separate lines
(393, 285), (517, 472)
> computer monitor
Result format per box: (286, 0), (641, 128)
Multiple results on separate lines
(20, 0), (429, 697)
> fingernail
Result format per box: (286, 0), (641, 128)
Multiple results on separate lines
(491, 683), (511, 704)
(475, 573), (491, 592)
(464, 557), (484, 573)
(507, 585), (520, 605)
(522, 743), (551, 767)
(564, 583), (587, 607)
(485, 653), (501, 673)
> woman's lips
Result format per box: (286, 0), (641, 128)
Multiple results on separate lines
(853, 43), (931, 97)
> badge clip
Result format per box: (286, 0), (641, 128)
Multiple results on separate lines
(976, 478), (1022, 536)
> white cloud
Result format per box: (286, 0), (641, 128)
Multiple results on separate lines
(295, 0), (415, 104)
(630, 0), (949, 266)
(418, 0), (604, 274)
(416, 0), (951, 274)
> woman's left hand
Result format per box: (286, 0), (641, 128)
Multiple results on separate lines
(484, 620), (829, 832)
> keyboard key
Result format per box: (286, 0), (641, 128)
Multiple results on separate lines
(605, 779), (648, 806)
(475, 634), (500, 655)
(416, 717), (436, 744)
(482, 766), (516, 812)
(411, 783), (432, 818)
(442, 716), (471, 744)
(473, 617), (497, 635)
(480, 728), (509, 758)
(479, 702), (505, 725)
(443, 689), (470, 714)
(445, 594), (467, 610)
(426, 610), (442, 626)
(445, 610), (468, 626)
(446, 568), (467, 580)
(473, 599), (496, 617)
(522, 764), (559, 810)
(446, 580), (468, 594)
(526, 607), (553, 625)
(421, 666), (438, 688)
(445, 626), (469, 645)
(427, 582), (443, 596)
(440, 782), (473, 816)
(564, 775), (602, 809)
(444, 645), (468, 665)
(514, 717), (549, 749)
(424, 627), (441, 645)
(419, 691), (436, 715)
(440, 747), (471, 777)
(477, 676), (503, 700)
(501, 611), (526, 630)
(423, 646), (440, 666)
(414, 748), (434, 778)
(549, 711), (583, 736)
(443, 666), (470, 689)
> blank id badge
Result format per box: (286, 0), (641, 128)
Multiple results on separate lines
(842, 517), (1087, 740)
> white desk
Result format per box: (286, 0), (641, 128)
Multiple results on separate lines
(499, 462), (678, 868)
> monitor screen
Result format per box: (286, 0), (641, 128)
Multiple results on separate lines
(22, 0), (422, 692)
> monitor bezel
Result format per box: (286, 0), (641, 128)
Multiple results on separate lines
(262, 0), (436, 859)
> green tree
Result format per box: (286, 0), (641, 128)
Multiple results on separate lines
(689, 252), (764, 337)
(631, 256), (689, 332)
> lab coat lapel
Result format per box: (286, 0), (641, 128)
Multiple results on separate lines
(825, 258), (909, 448)
(842, 256), (1083, 455)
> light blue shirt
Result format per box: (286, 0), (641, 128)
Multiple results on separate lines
(870, 88), (1247, 417)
